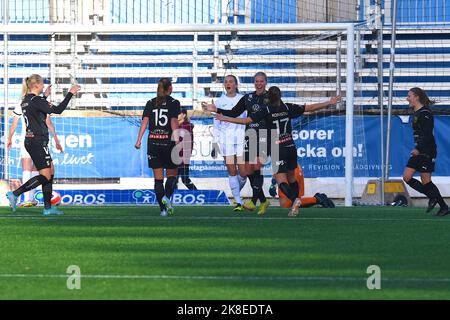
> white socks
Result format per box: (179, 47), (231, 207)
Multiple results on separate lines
(238, 175), (247, 191)
(229, 175), (242, 205)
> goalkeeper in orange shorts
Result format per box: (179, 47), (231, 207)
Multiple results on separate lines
(269, 163), (335, 209)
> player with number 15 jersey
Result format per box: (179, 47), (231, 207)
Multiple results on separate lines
(142, 92), (181, 169)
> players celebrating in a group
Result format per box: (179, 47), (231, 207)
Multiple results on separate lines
(6, 74), (80, 215)
(215, 86), (340, 217)
(204, 72), (270, 215)
(135, 78), (181, 217)
(203, 75), (247, 211)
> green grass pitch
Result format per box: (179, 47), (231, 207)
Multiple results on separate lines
(1, 205), (449, 299)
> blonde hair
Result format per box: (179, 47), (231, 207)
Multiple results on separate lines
(254, 71), (267, 82)
(22, 74), (43, 97)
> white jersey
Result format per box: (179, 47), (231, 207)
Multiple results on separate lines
(13, 104), (26, 140)
(13, 103), (31, 159)
(213, 93), (246, 147)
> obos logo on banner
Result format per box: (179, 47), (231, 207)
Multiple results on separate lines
(34, 189), (230, 205)
(132, 189), (230, 205)
(34, 190), (106, 205)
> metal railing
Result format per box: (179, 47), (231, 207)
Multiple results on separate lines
(0, 0), (361, 24)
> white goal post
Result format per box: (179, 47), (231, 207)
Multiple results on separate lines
(2, 22), (355, 206)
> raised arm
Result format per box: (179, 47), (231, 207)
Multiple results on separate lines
(215, 113), (252, 125)
(32, 84), (80, 115)
(217, 96), (246, 117)
(304, 96), (341, 113)
(202, 96), (247, 118)
(51, 85), (81, 114)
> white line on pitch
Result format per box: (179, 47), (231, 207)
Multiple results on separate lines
(0, 273), (450, 284)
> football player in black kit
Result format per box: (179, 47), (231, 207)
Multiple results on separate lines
(6, 74), (80, 215)
(215, 86), (340, 217)
(403, 87), (448, 216)
(135, 78), (181, 217)
(203, 72), (270, 215)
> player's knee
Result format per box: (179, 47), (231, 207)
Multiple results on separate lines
(227, 166), (237, 176)
(37, 174), (51, 185)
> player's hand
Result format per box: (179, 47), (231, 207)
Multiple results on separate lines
(329, 96), (341, 105)
(215, 113), (226, 121)
(44, 85), (52, 97)
(269, 178), (278, 197)
(135, 141), (141, 149)
(201, 101), (217, 113)
(55, 140), (63, 153)
(410, 148), (419, 156)
(6, 139), (12, 150)
(69, 84), (81, 94)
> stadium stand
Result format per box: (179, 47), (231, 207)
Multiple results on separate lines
(3, 28), (450, 112)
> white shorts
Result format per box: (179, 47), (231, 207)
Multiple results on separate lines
(220, 143), (244, 157)
(20, 144), (31, 159)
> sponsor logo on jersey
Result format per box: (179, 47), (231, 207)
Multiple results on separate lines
(251, 104), (261, 112)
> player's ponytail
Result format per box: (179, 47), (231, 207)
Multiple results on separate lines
(409, 87), (436, 107)
(268, 86), (281, 108)
(21, 78), (29, 98)
(156, 77), (172, 106)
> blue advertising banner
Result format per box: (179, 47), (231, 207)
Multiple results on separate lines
(34, 189), (230, 206)
(2, 115), (450, 179)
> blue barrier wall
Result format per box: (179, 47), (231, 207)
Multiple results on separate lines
(2, 115), (449, 179)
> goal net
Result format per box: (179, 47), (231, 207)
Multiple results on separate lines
(1, 0), (371, 207)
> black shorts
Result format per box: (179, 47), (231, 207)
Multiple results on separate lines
(406, 154), (436, 173)
(24, 138), (52, 170)
(244, 130), (270, 163)
(271, 145), (298, 174)
(147, 142), (178, 169)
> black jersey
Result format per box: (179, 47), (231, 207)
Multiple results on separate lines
(143, 96), (181, 146)
(21, 93), (73, 141)
(412, 107), (437, 157)
(251, 101), (305, 148)
(217, 91), (270, 131)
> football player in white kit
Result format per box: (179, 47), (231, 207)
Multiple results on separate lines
(203, 75), (247, 211)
